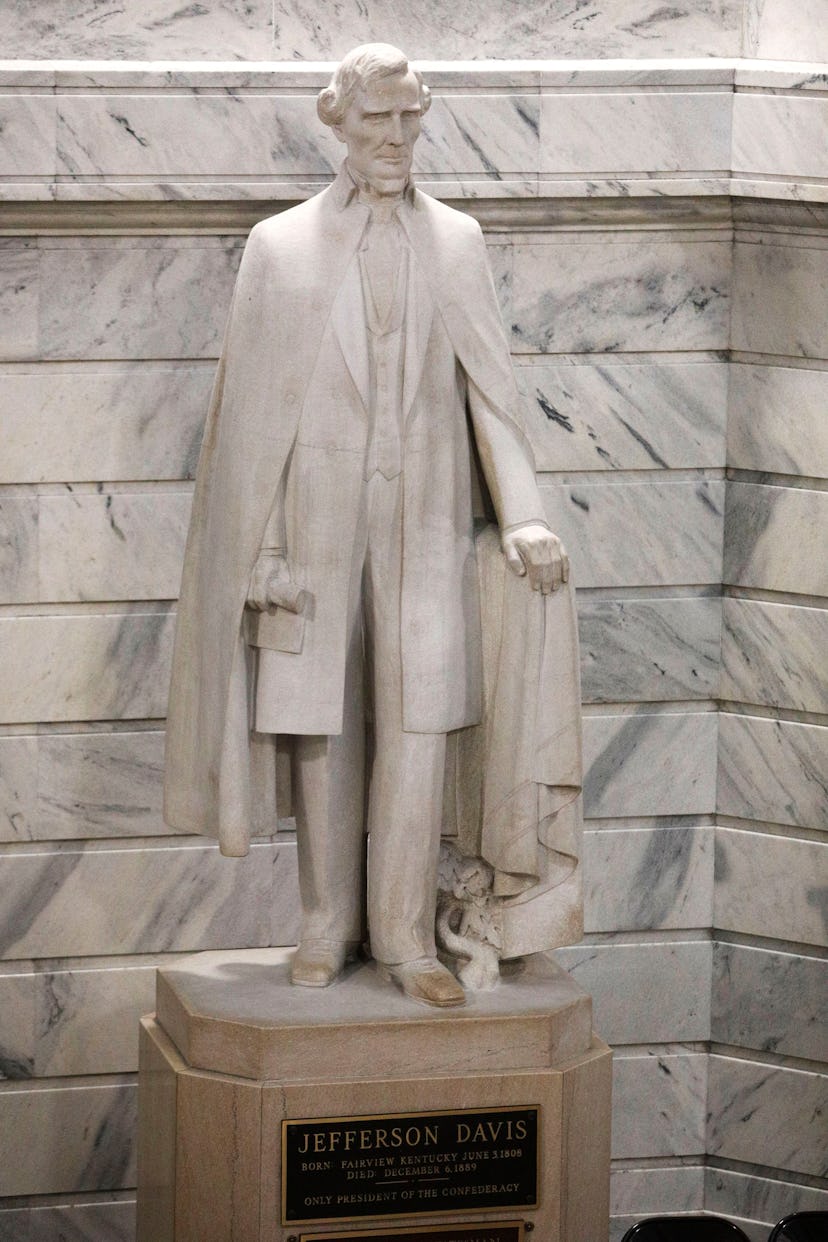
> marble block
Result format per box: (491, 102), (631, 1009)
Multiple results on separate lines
(138, 949), (612, 1242)
(732, 239), (828, 360)
(717, 714), (828, 831)
(745, 0), (828, 62)
(0, 94), (56, 178)
(522, 361), (727, 473)
(707, 1055), (828, 1177)
(712, 942), (828, 1063)
(0, 366), (211, 484)
(724, 483), (828, 596)
(714, 827), (828, 948)
(0, 247), (38, 361)
(721, 598), (828, 714)
(584, 825), (713, 932)
(541, 480), (725, 589)
(584, 710), (718, 818)
(727, 364), (828, 477)
(611, 1052), (707, 1159)
(0, 1199), (136, 1242)
(733, 94), (828, 182)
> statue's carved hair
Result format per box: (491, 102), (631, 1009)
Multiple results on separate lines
(317, 43), (431, 127)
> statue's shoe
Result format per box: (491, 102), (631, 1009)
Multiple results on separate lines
(290, 939), (355, 987)
(378, 957), (466, 1008)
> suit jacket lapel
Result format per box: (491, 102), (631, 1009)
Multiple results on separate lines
(402, 246), (435, 422)
(330, 256), (370, 413)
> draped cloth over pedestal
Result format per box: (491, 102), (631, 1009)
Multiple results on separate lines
(443, 525), (583, 959)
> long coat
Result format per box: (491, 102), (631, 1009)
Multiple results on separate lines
(163, 166), (546, 857)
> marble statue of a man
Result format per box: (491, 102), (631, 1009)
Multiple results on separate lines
(164, 44), (574, 1009)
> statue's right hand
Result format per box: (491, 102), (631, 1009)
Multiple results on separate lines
(247, 552), (290, 611)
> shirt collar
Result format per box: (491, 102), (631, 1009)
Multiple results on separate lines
(331, 160), (415, 212)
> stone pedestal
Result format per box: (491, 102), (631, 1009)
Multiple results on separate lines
(136, 949), (611, 1242)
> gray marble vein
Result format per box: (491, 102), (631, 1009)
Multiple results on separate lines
(727, 364), (828, 477)
(0, 1199), (136, 1242)
(269, 1), (740, 60)
(36, 730), (167, 842)
(542, 480), (725, 589)
(712, 942), (828, 1062)
(718, 714), (828, 831)
(584, 826), (713, 932)
(416, 95), (540, 178)
(0, 94), (57, 179)
(556, 940), (712, 1044)
(0, 736), (37, 843)
(612, 1052), (707, 1158)
(579, 597), (722, 703)
(0, 498), (39, 605)
(715, 827), (828, 947)
(0, 971), (35, 1081)
(708, 1055), (828, 1177)
(721, 598), (828, 714)
(745, 0), (828, 61)
(724, 483), (828, 596)
(541, 91), (730, 175)
(511, 239), (730, 354)
(38, 241), (241, 361)
(522, 361), (727, 473)
(0, 249), (39, 362)
(733, 94), (828, 181)
(0, 614), (174, 724)
(0, 367), (212, 484)
(584, 711), (718, 818)
(705, 1167), (828, 1233)
(0, 841), (299, 959)
(4, 0), (272, 60)
(37, 492), (192, 603)
(611, 1164), (704, 1216)
(33, 964), (157, 1078)
(733, 240), (828, 360)
(56, 95), (339, 179)
(0, 1081), (136, 1197)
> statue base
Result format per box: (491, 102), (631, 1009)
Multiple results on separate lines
(136, 948), (611, 1242)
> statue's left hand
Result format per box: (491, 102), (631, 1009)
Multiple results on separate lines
(502, 523), (569, 594)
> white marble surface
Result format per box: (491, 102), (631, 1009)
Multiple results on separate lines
(0, 960), (157, 1078)
(0, 1080), (136, 1196)
(0, 495), (38, 603)
(724, 483), (828, 596)
(0, 247), (38, 361)
(714, 827), (828, 947)
(727, 364), (828, 477)
(0, 95), (56, 179)
(2, 0), (273, 60)
(0, 730), (168, 843)
(733, 238), (828, 359)
(0, 614), (174, 723)
(541, 480), (725, 588)
(612, 1052), (707, 1158)
(0, 366), (211, 484)
(712, 942), (828, 1062)
(718, 714), (828, 831)
(584, 711), (719, 818)
(558, 939), (712, 1043)
(585, 826), (713, 932)
(522, 361), (727, 473)
(579, 597), (722, 702)
(510, 238), (730, 353)
(721, 598), (828, 713)
(541, 91), (730, 174)
(744, 0), (828, 61)
(0, 1198), (135, 1242)
(708, 1055), (828, 1177)
(705, 1168), (828, 1233)
(733, 94), (828, 181)
(611, 1163), (704, 1217)
(38, 492), (191, 603)
(33, 239), (242, 362)
(0, 841), (298, 959)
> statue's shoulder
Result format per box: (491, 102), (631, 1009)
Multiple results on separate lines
(245, 188), (331, 257)
(412, 187), (483, 243)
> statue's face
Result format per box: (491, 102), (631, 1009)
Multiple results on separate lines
(333, 68), (422, 195)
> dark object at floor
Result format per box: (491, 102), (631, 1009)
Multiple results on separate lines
(621, 1217), (752, 1241)
(768, 1212), (828, 1242)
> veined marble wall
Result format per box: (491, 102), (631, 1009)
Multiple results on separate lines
(2, 2), (826, 61)
(0, 59), (826, 1242)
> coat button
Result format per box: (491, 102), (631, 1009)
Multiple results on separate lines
(285, 391), (297, 407)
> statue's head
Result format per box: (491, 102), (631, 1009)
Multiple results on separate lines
(318, 43), (431, 197)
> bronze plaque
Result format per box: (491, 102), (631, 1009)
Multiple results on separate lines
(300, 1223), (525, 1241)
(282, 1106), (539, 1225)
